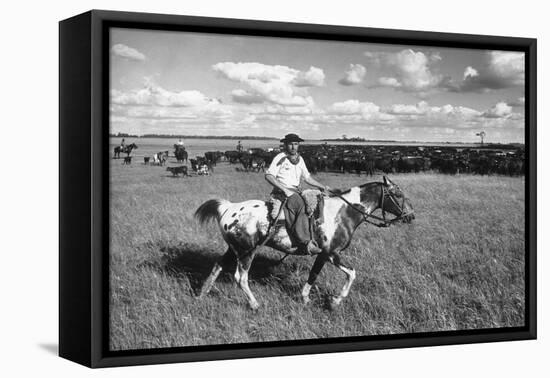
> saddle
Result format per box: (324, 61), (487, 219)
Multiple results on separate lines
(269, 189), (325, 225)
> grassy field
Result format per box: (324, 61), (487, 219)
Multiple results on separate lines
(109, 158), (525, 351)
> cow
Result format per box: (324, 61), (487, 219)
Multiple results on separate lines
(225, 150), (242, 164)
(239, 155), (265, 172)
(375, 157), (396, 174)
(205, 151), (223, 166)
(153, 151), (169, 166)
(166, 166), (189, 177)
(191, 157), (213, 175)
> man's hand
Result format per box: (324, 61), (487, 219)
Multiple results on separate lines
(321, 185), (332, 194)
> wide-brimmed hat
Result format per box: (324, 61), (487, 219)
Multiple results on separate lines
(280, 133), (304, 143)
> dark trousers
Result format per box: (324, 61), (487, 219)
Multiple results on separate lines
(283, 193), (311, 247)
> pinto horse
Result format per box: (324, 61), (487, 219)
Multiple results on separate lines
(114, 143), (138, 159)
(195, 176), (414, 310)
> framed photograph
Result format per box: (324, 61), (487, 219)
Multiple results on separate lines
(59, 10), (536, 368)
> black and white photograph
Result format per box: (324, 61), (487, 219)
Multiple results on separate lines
(4, 0), (549, 375)
(108, 25), (528, 351)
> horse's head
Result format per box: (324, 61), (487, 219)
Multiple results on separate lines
(380, 176), (415, 223)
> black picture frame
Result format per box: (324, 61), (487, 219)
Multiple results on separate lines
(59, 9), (536, 368)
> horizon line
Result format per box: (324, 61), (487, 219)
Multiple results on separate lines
(108, 133), (524, 145)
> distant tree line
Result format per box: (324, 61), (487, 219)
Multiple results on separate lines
(110, 132), (139, 138)
(109, 133), (278, 140)
(321, 137), (397, 142)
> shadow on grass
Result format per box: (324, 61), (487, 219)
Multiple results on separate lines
(149, 242), (293, 296)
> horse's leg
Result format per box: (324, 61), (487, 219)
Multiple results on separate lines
(329, 254), (356, 308)
(198, 248), (235, 298)
(302, 253), (329, 304)
(236, 250), (259, 310)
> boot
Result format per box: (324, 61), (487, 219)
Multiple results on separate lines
(298, 240), (322, 255)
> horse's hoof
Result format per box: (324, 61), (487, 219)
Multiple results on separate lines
(249, 302), (260, 311)
(196, 288), (208, 298)
(329, 297), (342, 311)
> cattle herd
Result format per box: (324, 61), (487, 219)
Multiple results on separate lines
(116, 142), (525, 177)
(225, 143), (525, 177)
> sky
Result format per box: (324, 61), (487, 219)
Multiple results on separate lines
(110, 27), (525, 143)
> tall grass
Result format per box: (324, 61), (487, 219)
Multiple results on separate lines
(109, 161), (524, 350)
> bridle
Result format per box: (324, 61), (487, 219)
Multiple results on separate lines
(330, 183), (413, 228)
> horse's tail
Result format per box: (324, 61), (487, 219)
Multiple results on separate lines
(194, 199), (231, 225)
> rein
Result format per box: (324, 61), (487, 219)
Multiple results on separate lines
(329, 184), (411, 228)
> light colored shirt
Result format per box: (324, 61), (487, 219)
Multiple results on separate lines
(266, 152), (310, 189)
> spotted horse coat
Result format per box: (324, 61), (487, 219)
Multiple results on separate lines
(194, 177), (414, 310)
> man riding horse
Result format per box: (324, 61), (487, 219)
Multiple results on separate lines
(265, 133), (331, 256)
(196, 133), (415, 309)
(114, 140), (137, 159)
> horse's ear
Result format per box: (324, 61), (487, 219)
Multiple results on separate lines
(383, 175), (389, 186)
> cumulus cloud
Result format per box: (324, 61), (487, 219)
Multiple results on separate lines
(386, 101), (430, 115)
(212, 62), (323, 106)
(338, 64), (366, 85)
(382, 100), (523, 133)
(378, 77), (402, 88)
(324, 100), (395, 124)
(481, 102), (513, 118)
(111, 104), (197, 120)
(111, 43), (146, 61)
(317, 99), (522, 139)
(364, 49), (448, 92)
(430, 104), (482, 119)
(463, 66), (479, 79)
(452, 51), (525, 92)
(231, 89), (265, 104)
(321, 99), (497, 129)
(111, 101), (233, 120)
(111, 83), (217, 107)
(329, 99), (380, 116)
(109, 79), (235, 134)
(384, 101), (482, 120)
(364, 49), (524, 95)
(292, 66), (326, 87)
(490, 51), (525, 82)
(317, 98), (514, 133)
